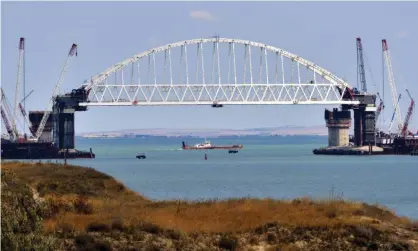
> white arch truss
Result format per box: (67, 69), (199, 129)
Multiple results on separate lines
(81, 38), (358, 106)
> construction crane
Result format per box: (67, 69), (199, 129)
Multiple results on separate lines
(356, 37), (367, 93)
(12, 37), (25, 137)
(388, 94), (401, 133)
(1, 88), (18, 140)
(382, 39), (403, 132)
(375, 92), (384, 123)
(35, 43), (78, 141)
(18, 89), (34, 135)
(401, 89), (415, 137)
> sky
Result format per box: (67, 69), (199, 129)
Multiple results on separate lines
(1, 1), (418, 133)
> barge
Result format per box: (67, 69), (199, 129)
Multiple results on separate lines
(182, 140), (243, 150)
(1, 139), (95, 159)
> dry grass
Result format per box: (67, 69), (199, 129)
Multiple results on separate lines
(1, 162), (413, 235)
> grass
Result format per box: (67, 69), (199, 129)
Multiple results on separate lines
(1, 162), (411, 233)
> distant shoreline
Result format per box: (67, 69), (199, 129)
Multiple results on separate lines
(76, 134), (329, 139)
(75, 125), (329, 138)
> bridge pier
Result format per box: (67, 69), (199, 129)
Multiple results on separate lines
(52, 88), (90, 152)
(325, 108), (351, 147)
(323, 93), (376, 148)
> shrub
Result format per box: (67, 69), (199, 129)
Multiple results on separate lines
(1, 170), (61, 250)
(86, 222), (111, 232)
(353, 225), (373, 239)
(138, 222), (163, 234)
(132, 231), (145, 241)
(165, 229), (182, 240)
(111, 218), (125, 231)
(75, 234), (95, 246)
(73, 195), (93, 214)
(56, 222), (74, 234)
(353, 209), (365, 216)
(266, 232), (277, 244)
(407, 221), (418, 232)
(42, 197), (73, 219)
(75, 234), (112, 251)
(218, 235), (238, 251)
(249, 236), (258, 245)
(325, 207), (337, 219)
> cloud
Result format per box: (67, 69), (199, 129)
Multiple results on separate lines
(190, 10), (218, 21)
(397, 30), (409, 39)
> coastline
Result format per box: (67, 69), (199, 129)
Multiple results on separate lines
(2, 162), (417, 250)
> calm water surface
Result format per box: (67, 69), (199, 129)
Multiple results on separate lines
(60, 136), (417, 219)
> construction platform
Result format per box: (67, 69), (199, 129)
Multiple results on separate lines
(1, 139), (95, 159)
(313, 145), (384, 155)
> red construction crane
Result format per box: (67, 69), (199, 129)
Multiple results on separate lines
(401, 89), (415, 137)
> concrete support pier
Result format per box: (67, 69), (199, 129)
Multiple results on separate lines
(325, 108), (352, 147)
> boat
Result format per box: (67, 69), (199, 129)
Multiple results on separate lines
(182, 140), (243, 150)
(136, 153), (146, 159)
(228, 149), (239, 154)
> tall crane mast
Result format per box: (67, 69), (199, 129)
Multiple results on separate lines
(12, 37), (25, 137)
(382, 39), (403, 132)
(35, 44), (78, 141)
(401, 89), (415, 137)
(356, 37), (367, 93)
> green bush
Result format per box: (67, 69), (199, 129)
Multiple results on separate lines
(1, 170), (61, 250)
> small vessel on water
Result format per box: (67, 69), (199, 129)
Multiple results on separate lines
(182, 140), (243, 150)
(136, 153), (146, 159)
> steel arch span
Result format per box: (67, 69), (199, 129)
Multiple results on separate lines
(80, 38), (359, 106)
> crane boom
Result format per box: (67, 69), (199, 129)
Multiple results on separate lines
(1, 88), (18, 140)
(1, 108), (13, 139)
(401, 89), (415, 137)
(375, 92), (384, 122)
(356, 37), (367, 93)
(388, 94), (401, 133)
(18, 90), (34, 135)
(382, 39), (403, 132)
(35, 44), (78, 141)
(12, 37), (25, 137)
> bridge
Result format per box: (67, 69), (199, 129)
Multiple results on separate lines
(51, 37), (375, 151)
(78, 38), (360, 106)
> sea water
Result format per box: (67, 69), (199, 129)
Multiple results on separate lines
(63, 136), (418, 219)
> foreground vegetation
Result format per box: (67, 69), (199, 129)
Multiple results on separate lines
(2, 161), (418, 250)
